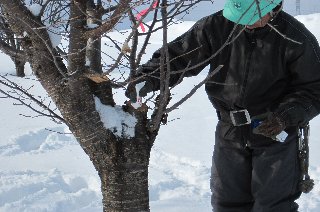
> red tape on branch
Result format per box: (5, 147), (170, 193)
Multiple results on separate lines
(136, 1), (158, 32)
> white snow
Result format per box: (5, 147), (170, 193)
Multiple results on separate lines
(86, 39), (93, 66)
(85, 57), (91, 66)
(46, 27), (62, 48)
(25, 3), (42, 16)
(1, 11), (320, 212)
(25, 1), (62, 49)
(94, 97), (137, 138)
(86, 23), (99, 29)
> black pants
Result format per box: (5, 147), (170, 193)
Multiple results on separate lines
(211, 121), (302, 212)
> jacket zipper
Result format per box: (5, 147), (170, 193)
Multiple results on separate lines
(240, 40), (256, 149)
(239, 43), (255, 106)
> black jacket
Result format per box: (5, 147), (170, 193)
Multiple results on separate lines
(140, 10), (320, 126)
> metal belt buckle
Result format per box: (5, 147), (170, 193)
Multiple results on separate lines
(230, 109), (251, 126)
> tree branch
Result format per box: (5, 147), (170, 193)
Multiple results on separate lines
(85, 0), (132, 39)
(0, 74), (65, 123)
(165, 65), (224, 113)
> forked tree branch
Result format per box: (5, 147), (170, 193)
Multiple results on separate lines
(85, 0), (132, 39)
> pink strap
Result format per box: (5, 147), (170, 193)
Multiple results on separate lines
(136, 1), (158, 32)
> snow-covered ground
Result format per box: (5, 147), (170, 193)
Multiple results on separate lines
(1, 11), (320, 212)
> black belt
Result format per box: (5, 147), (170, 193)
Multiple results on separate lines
(217, 109), (271, 127)
(217, 109), (252, 126)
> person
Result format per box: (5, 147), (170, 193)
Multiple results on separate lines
(126, 0), (320, 211)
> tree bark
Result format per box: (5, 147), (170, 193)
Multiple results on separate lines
(100, 160), (150, 212)
(99, 139), (150, 211)
(14, 57), (26, 77)
(86, 0), (103, 73)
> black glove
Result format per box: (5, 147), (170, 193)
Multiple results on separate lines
(254, 113), (286, 139)
(125, 79), (154, 103)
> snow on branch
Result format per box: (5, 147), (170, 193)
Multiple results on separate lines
(94, 97), (137, 138)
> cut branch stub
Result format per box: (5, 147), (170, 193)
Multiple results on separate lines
(85, 73), (110, 83)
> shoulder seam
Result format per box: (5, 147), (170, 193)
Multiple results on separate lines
(279, 16), (320, 63)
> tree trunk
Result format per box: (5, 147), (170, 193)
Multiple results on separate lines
(70, 106), (152, 212)
(296, 0), (301, 15)
(56, 77), (153, 211)
(99, 141), (150, 211)
(14, 58), (26, 77)
(85, 105), (152, 212)
(72, 112), (152, 211)
(100, 164), (150, 211)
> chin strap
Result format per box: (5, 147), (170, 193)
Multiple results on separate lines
(298, 124), (314, 193)
(270, 1), (283, 20)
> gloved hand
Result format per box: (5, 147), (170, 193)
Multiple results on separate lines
(125, 79), (154, 103)
(254, 113), (286, 138)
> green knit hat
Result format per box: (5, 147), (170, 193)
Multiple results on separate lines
(223, 0), (282, 25)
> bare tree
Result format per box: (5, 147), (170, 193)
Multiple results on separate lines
(0, 0), (214, 211)
(296, 0), (301, 15)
